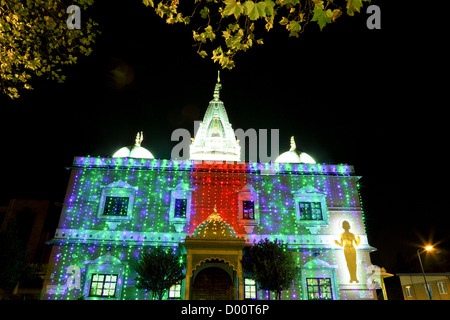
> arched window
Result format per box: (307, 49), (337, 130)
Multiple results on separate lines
(300, 256), (338, 300)
(83, 253), (124, 300)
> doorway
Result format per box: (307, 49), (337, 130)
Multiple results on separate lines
(192, 267), (234, 300)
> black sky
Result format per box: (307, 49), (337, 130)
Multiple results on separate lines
(1, 0), (448, 275)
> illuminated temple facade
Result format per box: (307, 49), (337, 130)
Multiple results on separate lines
(42, 75), (382, 300)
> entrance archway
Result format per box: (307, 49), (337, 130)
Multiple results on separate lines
(192, 267), (233, 300)
(181, 209), (251, 300)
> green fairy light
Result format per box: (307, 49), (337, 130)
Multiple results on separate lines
(43, 156), (375, 301)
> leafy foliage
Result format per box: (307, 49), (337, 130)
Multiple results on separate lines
(242, 238), (299, 300)
(0, 0), (99, 99)
(133, 246), (185, 300)
(142, 0), (371, 69)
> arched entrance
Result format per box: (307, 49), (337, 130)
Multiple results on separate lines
(192, 267), (233, 300)
(180, 209), (251, 300)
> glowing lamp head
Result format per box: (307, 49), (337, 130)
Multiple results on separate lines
(425, 246), (433, 251)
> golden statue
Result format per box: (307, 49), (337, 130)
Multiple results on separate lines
(335, 220), (360, 283)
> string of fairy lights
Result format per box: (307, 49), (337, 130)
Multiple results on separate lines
(43, 157), (372, 300)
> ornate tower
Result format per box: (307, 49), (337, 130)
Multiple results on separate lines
(189, 72), (241, 161)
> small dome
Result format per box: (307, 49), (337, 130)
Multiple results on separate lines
(275, 136), (316, 164)
(112, 131), (154, 159)
(113, 145), (154, 159)
(275, 150), (316, 164)
(193, 207), (237, 239)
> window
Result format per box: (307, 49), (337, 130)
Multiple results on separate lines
(238, 184), (259, 233)
(299, 201), (323, 220)
(292, 187), (329, 232)
(243, 200), (255, 220)
(83, 253), (124, 300)
(437, 281), (448, 294)
(89, 274), (118, 298)
(103, 196), (129, 216)
(300, 257), (337, 300)
(169, 184), (192, 232)
(306, 278), (333, 300)
(244, 279), (257, 300)
(98, 180), (136, 222)
(174, 198), (187, 218)
(405, 286), (413, 297)
(169, 283), (182, 299)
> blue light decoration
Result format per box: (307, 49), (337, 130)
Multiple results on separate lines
(42, 156), (379, 300)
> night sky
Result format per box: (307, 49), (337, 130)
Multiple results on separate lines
(1, 0), (448, 280)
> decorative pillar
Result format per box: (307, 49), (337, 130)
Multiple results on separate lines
(184, 251), (193, 300)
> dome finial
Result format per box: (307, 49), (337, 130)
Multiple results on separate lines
(275, 136), (316, 164)
(289, 136), (296, 151)
(209, 205), (221, 221)
(135, 131), (143, 146)
(213, 70), (222, 100)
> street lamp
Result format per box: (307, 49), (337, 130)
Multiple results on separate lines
(417, 245), (433, 300)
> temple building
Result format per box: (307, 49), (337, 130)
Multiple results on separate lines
(42, 74), (385, 300)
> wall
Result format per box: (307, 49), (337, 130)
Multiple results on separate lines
(41, 158), (377, 300)
(399, 274), (450, 300)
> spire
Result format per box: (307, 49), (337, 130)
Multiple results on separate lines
(189, 71), (240, 161)
(289, 136), (296, 151)
(135, 131), (143, 146)
(213, 70), (222, 100)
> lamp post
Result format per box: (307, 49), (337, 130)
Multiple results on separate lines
(417, 246), (433, 300)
